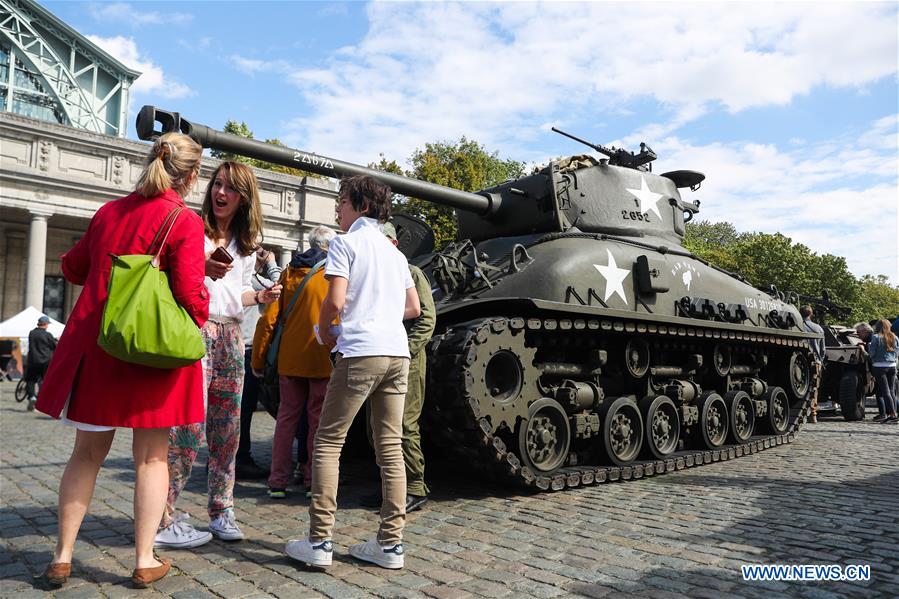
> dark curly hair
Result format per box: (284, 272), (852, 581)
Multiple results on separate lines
(339, 175), (391, 223)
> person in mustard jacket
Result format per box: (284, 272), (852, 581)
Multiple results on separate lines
(253, 225), (337, 497)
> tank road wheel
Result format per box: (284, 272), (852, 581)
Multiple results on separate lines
(467, 322), (538, 433)
(599, 396), (644, 466)
(838, 371), (865, 422)
(639, 395), (680, 460)
(624, 339), (651, 378)
(517, 398), (571, 474)
(786, 351), (811, 401)
(712, 344), (732, 377)
(761, 386), (790, 434)
(696, 392), (728, 449)
(725, 390), (755, 443)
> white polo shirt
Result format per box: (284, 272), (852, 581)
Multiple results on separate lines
(204, 236), (255, 321)
(325, 216), (414, 358)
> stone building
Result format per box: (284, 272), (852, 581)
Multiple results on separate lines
(0, 0), (336, 322)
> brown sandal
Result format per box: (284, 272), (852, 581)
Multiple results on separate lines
(131, 556), (171, 588)
(37, 562), (71, 587)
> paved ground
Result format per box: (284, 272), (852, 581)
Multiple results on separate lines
(2, 380), (897, 599)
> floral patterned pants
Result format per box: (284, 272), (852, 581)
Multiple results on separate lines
(162, 320), (243, 527)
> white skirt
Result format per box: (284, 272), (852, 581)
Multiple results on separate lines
(61, 396), (115, 432)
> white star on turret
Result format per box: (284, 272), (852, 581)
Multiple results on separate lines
(626, 176), (664, 220)
(594, 249), (630, 305)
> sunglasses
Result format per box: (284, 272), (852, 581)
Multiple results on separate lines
(253, 248), (274, 290)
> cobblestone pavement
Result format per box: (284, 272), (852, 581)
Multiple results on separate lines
(2, 381), (897, 599)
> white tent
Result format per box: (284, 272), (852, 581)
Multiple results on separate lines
(0, 306), (65, 343)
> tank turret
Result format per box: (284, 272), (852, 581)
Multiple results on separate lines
(138, 106), (821, 492)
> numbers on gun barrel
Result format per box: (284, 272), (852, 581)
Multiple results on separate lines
(293, 151), (333, 169)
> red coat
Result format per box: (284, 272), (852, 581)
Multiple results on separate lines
(36, 189), (209, 427)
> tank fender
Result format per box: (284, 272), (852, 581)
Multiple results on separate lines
(634, 255), (670, 294)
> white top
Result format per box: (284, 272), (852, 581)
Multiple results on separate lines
(204, 236), (255, 321)
(325, 217), (414, 358)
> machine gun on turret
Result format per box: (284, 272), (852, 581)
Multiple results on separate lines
(551, 127), (657, 171)
(791, 290), (852, 325)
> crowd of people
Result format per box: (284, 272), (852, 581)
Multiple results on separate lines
(30, 132), (434, 588)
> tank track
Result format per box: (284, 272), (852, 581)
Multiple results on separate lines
(426, 315), (815, 492)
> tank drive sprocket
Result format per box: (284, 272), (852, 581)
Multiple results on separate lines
(457, 318), (538, 434)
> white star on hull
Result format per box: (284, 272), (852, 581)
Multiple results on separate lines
(593, 249), (630, 305)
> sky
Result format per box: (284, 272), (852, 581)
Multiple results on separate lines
(44, 1), (899, 283)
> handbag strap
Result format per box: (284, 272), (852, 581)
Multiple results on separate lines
(283, 258), (327, 323)
(149, 207), (184, 266)
(266, 258), (327, 367)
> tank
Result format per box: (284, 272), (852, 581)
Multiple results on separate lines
(137, 106), (821, 491)
(795, 294), (874, 421)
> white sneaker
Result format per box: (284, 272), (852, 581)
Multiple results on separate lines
(285, 538), (333, 567)
(349, 538), (404, 569)
(154, 513), (212, 549)
(209, 509), (244, 541)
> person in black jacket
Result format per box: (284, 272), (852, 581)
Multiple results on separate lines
(25, 315), (57, 411)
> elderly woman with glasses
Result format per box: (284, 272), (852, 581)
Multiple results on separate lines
(155, 161), (281, 550)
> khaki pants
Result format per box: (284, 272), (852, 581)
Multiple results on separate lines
(309, 354), (409, 545)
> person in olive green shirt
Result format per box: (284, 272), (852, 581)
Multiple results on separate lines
(362, 222), (437, 512)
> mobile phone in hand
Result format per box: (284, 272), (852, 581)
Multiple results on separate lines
(208, 246), (234, 280)
(210, 246), (234, 264)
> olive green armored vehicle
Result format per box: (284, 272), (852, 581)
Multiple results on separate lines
(138, 106), (820, 491)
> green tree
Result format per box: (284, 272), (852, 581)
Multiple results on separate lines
(684, 220), (741, 273)
(209, 120), (255, 163)
(375, 138), (526, 248)
(850, 275), (899, 324)
(684, 219), (893, 325)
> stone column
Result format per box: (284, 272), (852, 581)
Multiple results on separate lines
(25, 210), (52, 311)
(280, 248), (293, 268)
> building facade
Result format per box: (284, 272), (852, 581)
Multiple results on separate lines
(0, 113), (337, 322)
(0, 0), (337, 323)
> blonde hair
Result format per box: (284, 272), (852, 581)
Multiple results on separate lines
(202, 161), (263, 257)
(874, 319), (896, 352)
(135, 132), (202, 198)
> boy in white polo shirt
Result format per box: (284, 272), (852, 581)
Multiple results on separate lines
(285, 175), (420, 570)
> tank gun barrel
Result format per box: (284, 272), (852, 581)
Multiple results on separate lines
(135, 106), (495, 216)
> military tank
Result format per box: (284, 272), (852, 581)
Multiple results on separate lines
(793, 293), (873, 422)
(137, 106), (820, 491)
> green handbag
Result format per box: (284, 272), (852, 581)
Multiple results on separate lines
(98, 207), (206, 369)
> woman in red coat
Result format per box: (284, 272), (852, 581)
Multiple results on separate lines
(36, 132), (209, 589)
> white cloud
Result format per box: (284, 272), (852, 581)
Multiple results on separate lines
(657, 116), (899, 282)
(226, 2), (897, 281)
(264, 2), (896, 166)
(87, 35), (193, 99)
(88, 2), (193, 26)
(230, 56), (292, 75)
